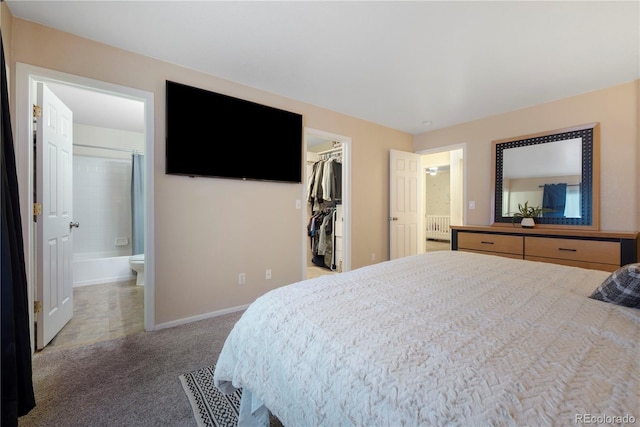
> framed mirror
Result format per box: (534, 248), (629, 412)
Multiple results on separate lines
(491, 123), (600, 229)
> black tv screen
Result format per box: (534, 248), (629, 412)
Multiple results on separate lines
(166, 80), (303, 183)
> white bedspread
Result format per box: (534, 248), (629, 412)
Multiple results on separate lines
(214, 251), (639, 426)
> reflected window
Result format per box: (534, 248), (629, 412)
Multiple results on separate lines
(564, 186), (581, 218)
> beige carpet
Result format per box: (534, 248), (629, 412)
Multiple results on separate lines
(19, 311), (243, 427)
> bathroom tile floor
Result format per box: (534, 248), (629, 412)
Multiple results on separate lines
(42, 280), (144, 352)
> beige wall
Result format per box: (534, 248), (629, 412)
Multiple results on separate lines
(1, 2), (12, 78)
(7, 18), (413, 325)
(414, 81), (640, 232)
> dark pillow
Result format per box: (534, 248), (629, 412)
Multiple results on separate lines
(590, 263), (640, 308)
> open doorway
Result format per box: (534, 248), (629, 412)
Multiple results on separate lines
(304, 129), (351, 279)
(420, 146), (465, 253)
(42, 83), (145, 351)
(15, 63), (155, 352)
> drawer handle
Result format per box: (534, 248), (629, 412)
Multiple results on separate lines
(480, 241), (494, 245)
(558, 248), (577, 252)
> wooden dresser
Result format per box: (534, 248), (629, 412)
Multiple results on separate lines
(451, 225), (639, 272)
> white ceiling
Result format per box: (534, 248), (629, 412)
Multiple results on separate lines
(7, 1), (639, 135)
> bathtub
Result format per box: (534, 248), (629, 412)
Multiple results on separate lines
(72, 254), (135, 287)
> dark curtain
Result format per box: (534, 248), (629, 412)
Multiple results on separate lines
(542, 183), (567, 217)
(1, 31), (37, 425)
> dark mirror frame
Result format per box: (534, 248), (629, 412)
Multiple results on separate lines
(491, 123), (600, 230)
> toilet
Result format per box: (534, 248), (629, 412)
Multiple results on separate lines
(129, 254), (145, 287)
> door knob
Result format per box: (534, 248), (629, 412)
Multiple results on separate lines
(388, 217), (398, 221)
(69, 221), (80, 230)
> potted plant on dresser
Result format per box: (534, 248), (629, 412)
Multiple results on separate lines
(512, 201), (553, 228)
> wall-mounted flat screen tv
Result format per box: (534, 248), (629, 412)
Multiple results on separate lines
(166, 80), (303, 183)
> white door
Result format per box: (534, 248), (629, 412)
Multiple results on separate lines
(389, 150), (422, 259)
(36, 82), (74, 350)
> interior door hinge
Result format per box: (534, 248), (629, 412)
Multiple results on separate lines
(33, 104), (42, 119)
(34, 300), (43, 314)
(33, 202), (42, 216)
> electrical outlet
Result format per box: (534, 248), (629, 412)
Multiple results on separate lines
(238, 273), (246, 285)
(371, 253), (376, 261)
(266, 269), (272, 280)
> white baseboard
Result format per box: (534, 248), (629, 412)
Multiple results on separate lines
(153, 304), (250, 331)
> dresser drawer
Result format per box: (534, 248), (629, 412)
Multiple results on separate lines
(524, 256), (618, 272)
(525, 237), (620, 265)
(458, 233), (523, 256)
(451, 226), (637, 271)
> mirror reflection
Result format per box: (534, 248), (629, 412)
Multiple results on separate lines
(501, 138), (582, 218)
(492, 122), (599, 228)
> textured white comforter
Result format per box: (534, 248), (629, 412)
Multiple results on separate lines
(214, 251), (639, 426)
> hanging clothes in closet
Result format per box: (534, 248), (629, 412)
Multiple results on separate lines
(307, 148), (342, 270)
(307, 208), (337, 270)
(307, 152), (342, 212)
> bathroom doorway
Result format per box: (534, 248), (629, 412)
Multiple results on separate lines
(47, 83), (145, 351)
(15, 63), (155, 352)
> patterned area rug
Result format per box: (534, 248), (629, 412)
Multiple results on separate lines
(179, 365), (242, 427)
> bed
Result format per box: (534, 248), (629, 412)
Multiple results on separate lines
(214, 251), (639, 426)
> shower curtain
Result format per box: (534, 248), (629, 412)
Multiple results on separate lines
(131, 153), (144, 255)
(1, 31), (36, 425)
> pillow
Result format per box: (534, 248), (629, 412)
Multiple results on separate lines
(590, 263), (640, 308)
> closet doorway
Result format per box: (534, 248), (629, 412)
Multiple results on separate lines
(304, 129), (351, 279)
